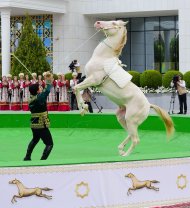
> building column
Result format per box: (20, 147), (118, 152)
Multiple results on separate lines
(178, 8), (190, 73)
(53, 14), (65, 74)
(1, 9), (11, 76)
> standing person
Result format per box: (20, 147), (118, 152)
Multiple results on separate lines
(23, 71), (53, 161)
(38, 74), (45, 88)
(70, 72), (79, 110)
(57, 74), (70, 111)
(18, 73), (25, 109)
(47, 76), (58, 111)
(69, 60), (80, 73)
(176, 75), (187, 114)
(31, 73), (38, 84)
(11, 76), (20, 111)
(81, 88), (93, 113)
(22, 74), (31, 111)
(0, 76), (9, 110)
(79, 76), (93, 113)
(7, 74), (13, 106)
(56, 73), (62, 103)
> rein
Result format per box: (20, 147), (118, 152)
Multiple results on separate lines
(63, 29), (101, 62)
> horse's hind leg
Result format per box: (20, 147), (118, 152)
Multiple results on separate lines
(122, 122), (140, 157)
(148, 186), (159, 191)
(116, 108), (131, 156)
(119, 135), (131, 156)
(37, 193), (52, 199)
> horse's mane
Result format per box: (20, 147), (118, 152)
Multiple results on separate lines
(114, 27), (127, 56)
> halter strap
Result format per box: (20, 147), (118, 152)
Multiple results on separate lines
(101, 26), (123, 51)
(102, 40), (114, 50)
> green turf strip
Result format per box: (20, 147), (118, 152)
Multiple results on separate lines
(0, 128), (189, 167)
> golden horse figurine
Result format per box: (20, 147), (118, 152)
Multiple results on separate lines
(125, 173), (159, 195)
(9, 179), (53, 203)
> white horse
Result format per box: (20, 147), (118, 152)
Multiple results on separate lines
(74, 20), (174, 156)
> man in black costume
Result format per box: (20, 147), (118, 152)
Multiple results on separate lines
(69, 59), (79, 72)
(24, 71), (53, 161)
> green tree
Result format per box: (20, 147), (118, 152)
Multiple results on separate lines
(11, 15), (50, 76)
(154, 34), (165, 71)
(170, 34), (179, 70)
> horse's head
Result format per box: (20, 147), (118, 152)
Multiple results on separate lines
(9, 178), (20, 184)
(94, 20), (128, 36)
(125, 173), (134, 178)
(94, 20), (128, 56)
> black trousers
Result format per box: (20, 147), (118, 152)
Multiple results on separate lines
(31, 128), (53, 146)
(85, 101), (93, 113)
(178, 93), (187, 113)
(71, 92), (78, 110)
(24, 128), (53, 160)
(20, 90), (23, 103)
(56, 92), (59, 102)
(8, 90), (12, 103)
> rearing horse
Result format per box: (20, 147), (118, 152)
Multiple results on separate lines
(74, 20), (174, 156)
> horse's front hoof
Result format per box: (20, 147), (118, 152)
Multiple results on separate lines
(119, 150), (131, 157)
(118, 145), (124, 151)
(119, 150), (126, 156)
(80, 104), (89, 116)
(80, 109), (88, 116)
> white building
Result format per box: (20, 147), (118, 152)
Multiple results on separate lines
(0, 0), (189, 76)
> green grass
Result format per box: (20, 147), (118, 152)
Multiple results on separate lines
(0, 127), (190, 167)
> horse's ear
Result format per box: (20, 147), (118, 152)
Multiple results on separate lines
(124, 21), (129, 26)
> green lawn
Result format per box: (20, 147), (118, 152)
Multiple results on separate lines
(0, 127), (190, 167)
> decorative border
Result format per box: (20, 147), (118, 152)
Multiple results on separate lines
(0, 157), (189, 207)
(0, 157), (190, 175)
(75, 200), (190, 208)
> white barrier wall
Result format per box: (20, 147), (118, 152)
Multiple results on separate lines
(91, 93), (190, 114)
(1, 158), (190, 208)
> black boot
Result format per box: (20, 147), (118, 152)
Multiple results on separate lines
(41, 145), (53, 160)
(23, 140), (37, 161)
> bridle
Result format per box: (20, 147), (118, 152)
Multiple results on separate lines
(100, 25), (123, 51)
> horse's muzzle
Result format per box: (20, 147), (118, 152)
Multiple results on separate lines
(94, 21), (103, 29)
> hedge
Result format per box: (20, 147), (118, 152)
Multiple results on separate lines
(140, 70), (162, 89)
(183, 71), (190, 88)
(162, 70), (183, 88)
(128, 71), (140, 87)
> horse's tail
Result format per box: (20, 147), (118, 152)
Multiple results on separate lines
(150, 104), (174, 138)
(150, 180), (160, 183)
(41, 187), (53, 191)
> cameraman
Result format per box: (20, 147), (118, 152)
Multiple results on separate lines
(69, 60), (80, 73)
(171, 75), (187, 114)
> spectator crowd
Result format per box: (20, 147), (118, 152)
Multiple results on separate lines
(0, 72), (79, 111)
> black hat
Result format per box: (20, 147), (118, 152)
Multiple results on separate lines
(29, 83), (39, 95)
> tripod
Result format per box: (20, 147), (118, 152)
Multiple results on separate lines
(91, 94), (103, 113)
(168, 87), (177, 114)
